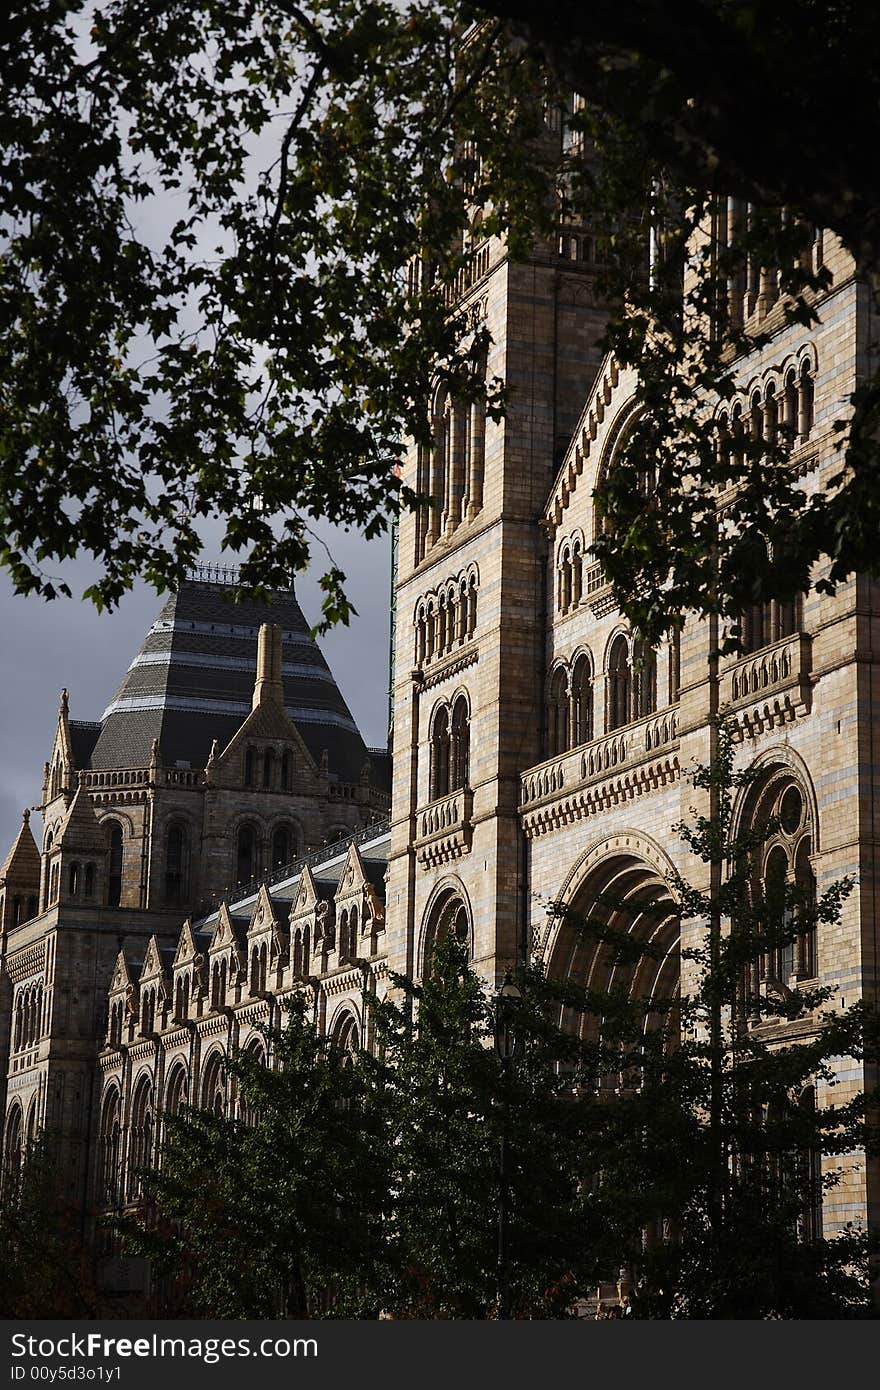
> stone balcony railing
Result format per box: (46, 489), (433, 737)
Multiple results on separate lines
(520, 707), (679, 837)
(414, 787), (474, 868)
(720, 632), (812, 733)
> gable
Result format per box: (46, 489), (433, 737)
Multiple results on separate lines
(173, 919), (198, 966)
(109, 949), (134, 995)
(140, 935), (166, 984)
(545, 355), (639, 538)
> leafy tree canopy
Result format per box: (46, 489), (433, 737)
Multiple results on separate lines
(3, 2), (880, 637)
(0, 1133), (105, 1317)
(122, 993), (390, 1317)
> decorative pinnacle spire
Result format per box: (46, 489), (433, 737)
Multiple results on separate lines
(60, 688), (69, 716)
(252, 623), (284, 710)
(22, 808), (30, 825)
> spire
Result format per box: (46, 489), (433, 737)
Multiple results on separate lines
(0, 809), (40, 885)
(251, 623), (284, 710)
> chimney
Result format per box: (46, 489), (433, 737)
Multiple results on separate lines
(252, 623), (284, 709)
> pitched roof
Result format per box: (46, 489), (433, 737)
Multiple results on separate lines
(0, 810), (40, 886)
(79, 576), (373, 782)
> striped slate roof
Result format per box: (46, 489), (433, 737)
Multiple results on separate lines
(84, 577), (377, 783)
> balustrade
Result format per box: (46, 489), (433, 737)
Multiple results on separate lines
(520, 706), (679, 810)
(722, 633), (811, 708)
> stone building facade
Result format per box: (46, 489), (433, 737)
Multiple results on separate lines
(0, 576), (390, 1214)
(1, 181), (879, 1269)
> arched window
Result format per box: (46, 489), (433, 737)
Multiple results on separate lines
(165, 822), (189, 905)
(98, 1089), (121, 1205)
(128, 1078), (154, 1200)
(422, 892), (471, 976)
(106, 823), (123, 907)
(236, 824), (260, 885)
(740, 556), (802, 655)
(109, 1000), (123, 1046)
(668, 630), (681, 704)
(559, 548), (573, 613)
(165, 1066), (188, 1120)
(633, 640), (657, 719)
(141, 987), (155, 1038)
(796, 1086), (823, 1241)
(262, 749), (275, 788)
(259, 942), (269, 992)
(438, 594), (448, 655)
(83, 864), (95, 898)
(427, 387), (450, 547)
(68, 863), (80, 896)
(272, 823), (296, 869)
(211, 958), (228, 1011)
(281, 750), (293, 790)
(332, 1011), (360, 1063)
(430, 707), (451, 800)
(607, 635), (631, 732)
(238, 1040), (266, 1125)
(338, 910), (349, 964)
(244, 748), (255, 787)
(201, 1053), (226, 1117)
(425, 603), (436, 660)
(174, 973), (190, 1021)
(348, 906), (359, 963)
(450, 696), (470, 791)
(798, 360), (814, 439)
(748, 776), (817, 997)
(549, 667), (570, 756)
(2, 1105), (23, 1188)
(571, 654), (594, 746)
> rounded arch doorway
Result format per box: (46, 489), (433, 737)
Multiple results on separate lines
(419, 884), (473, 979)
(545, 843), (679, 1048)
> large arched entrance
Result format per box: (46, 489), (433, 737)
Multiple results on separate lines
(419, 883), (473, 978)
(544, 841), (679, 1048)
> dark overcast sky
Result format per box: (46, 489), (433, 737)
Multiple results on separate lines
(0, 523), (392, 859)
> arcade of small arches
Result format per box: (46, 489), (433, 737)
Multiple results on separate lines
(716, 349), (816, 462)
(547, 630), (678, 758)
(12, 980), (45, 1054)
(414, 567), (479, 667)
(97, 1037), (270, 1206)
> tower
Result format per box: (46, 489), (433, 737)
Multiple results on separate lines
(387, 191), (612, 986)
